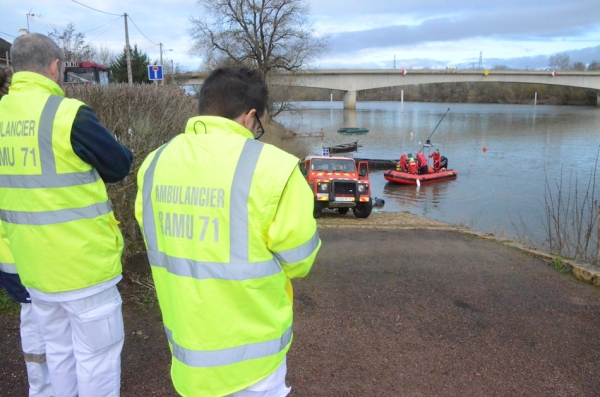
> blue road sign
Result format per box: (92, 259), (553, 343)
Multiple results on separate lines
(148, 65), (163, 80)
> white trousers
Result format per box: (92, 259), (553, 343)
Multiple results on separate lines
(20, 303), (55, 397)
(228, 357), (291, 397)
(30, 286), (124, 397)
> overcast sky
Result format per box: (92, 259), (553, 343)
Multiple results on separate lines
(1, 0), (600, 71)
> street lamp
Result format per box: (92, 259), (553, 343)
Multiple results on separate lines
(171, 59), (174, 85)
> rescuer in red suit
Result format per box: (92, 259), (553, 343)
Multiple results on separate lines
(399, 154), (407, 172)
(416, 152), (428, 174)
(406, 153), (418, 174)
(429, 149), (441, 171)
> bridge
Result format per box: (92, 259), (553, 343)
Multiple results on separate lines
(182, 69), (600, 109)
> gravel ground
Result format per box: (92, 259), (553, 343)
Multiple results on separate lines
(1, 213), (599, 396)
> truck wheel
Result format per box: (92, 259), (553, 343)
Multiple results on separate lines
(313, 201), (326, 218)
(352, 199), (373, 218)
(337, 208), (349, 215)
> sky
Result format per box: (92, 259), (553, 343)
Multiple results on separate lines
(1, 0), (600, 71)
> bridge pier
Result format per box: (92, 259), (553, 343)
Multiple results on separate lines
(343, 90), (356, 110)
(343, 110), (357, 128)
(597, 92), (600, 107)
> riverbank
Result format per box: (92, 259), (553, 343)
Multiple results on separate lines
(319, 211), (600, 286)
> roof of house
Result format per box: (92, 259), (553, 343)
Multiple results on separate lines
(0, 38), (12, 63)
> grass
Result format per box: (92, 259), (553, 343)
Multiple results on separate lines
(0, 289), (20, 316)
(550, 257), (573, 274)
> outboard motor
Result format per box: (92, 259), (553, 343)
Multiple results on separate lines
(372, 197), (385, 209)
(440, 156), (448, 169)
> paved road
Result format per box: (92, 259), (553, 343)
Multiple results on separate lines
(288, 226), (600, 396)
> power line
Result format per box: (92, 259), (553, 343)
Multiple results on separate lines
(0, 31), (16, 38)
(127, 15), (158, 45)
(141, 44), (160, 52)
(71, 0), (122, 17)
(83, 15), (122, 34)
(88, 16), (122, 43)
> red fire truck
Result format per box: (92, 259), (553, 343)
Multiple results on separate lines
(63, 61), (111, 85)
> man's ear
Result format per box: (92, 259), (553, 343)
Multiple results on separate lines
(48, 59), (61, 83)
(236, 109), (257, 131)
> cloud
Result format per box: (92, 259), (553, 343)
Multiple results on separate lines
(326, 3), (600, 54)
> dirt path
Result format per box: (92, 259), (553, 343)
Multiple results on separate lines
(1, 213), (599, 396)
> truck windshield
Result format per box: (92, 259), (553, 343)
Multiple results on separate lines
(311, 159), (355, 172)
(64, 68), (96, 84)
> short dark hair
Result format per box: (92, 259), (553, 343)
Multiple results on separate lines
(11, 33), (63, 74)
(198, 66), (269, 119)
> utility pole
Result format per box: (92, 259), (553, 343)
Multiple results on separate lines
(478, 51), (483, 70)
(124, 13), (133, 85)
(159, 43), (164, 86)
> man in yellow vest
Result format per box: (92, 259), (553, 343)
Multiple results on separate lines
(135, 66), (320, 397)
(0, 33), (132, 396)
(0, 66), (54, 397)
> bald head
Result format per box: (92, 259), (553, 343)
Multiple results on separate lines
(11, 33), (63, 75)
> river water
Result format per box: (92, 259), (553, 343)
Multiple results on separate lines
(275, 101), (600, 239)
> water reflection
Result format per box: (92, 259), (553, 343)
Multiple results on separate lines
(383, 180), (452, 216)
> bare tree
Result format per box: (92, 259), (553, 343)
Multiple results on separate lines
(548, 53), (571, 71)
(49, 23), (95, 62)
(92, 45), (115, 66)
(588, 61), (600, 71)
(188, 0), (328, 116)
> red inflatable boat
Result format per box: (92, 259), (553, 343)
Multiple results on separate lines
(383, 168), (458, 185)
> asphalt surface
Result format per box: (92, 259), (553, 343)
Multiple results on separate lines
(287, 225), (600, 397)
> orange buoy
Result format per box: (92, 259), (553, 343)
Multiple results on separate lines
(483, 146), (487, 152)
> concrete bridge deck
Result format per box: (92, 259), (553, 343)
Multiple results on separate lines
(181, 69), (600, 108)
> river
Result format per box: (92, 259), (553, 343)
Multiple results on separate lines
(274, 101), (600, 241)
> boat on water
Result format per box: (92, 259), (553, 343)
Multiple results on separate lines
(384, 168), (458, 185)
(324, 141), (358, 154)
(337, 127), (369, 134)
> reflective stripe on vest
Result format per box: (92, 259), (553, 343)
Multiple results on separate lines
(0, 262), (17, 274)
(273, 231), (320, 264)
(142, 138), (293, 368)
(0, 201), (111, 225)
(165, 325), (292, 368)
(0, 96), (105, 225)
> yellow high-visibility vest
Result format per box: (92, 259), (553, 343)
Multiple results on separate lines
(0, 223), (15, 274)
(0, 72), (123, 292)
(135, 115), (320, 397)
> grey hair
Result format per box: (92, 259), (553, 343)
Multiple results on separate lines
(11, 33), (63, 74)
